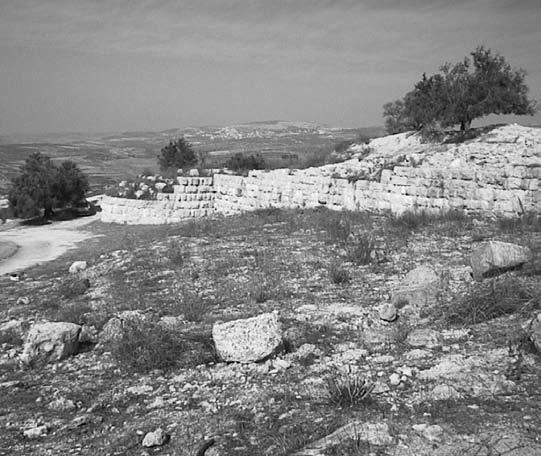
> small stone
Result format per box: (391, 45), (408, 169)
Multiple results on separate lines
(406, 328), (442, 349)
(23, 425), (48, 439)
(431, 384), (462, 400)
(142, 428), (169, 447)
(389, 373), (401, 386)
(16, 297), (30, 306)
(412, 423), (444, 442)
(379, 304), (397, 322)
(69, 261), (87, 274)
(273, 358), (291, 370)
(48, 397), (76, 411)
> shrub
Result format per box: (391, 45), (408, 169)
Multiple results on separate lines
(54, 302), (93, 325)
(171, 287), (209, 322)
(326, 367), (374, 407)
(224, 153), (266, 172)
(109, 320), (218, 372)
(328, 262), (351, 285)
(158, 137), (197, 172)
(318, 215), (352, 244)
(344, 235), (376, 265)
(8, 152), (89, 219)
(165, 240), (189, 267)
(58, 277), (90, 298)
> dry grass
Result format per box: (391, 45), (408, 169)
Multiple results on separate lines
(445, 273), (540, 326)
(326, 367), (374, 407)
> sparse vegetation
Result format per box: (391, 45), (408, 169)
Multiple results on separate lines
(328, 262), (351, 285)
(326, 368), (374, 407)
(445, 273), (540, 326)
(224, 152), (266, 173)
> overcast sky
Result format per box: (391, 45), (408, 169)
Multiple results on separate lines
(1, 0), (540, 134)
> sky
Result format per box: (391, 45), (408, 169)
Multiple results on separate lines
(1, 0), (541, 134)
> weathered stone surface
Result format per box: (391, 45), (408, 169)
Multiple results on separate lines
(142, 427), (169, 447)
(294, 421), (393, 455)
(470, 241), (532, 279)
(392, 265), (440, 307)
(69, 261), (87, 274)
(212, 312), (283, 363)
(406, 328), (442, 349)
(99, 310), (147, 345)
(21, 322), (81, 365)
(23, 425), (48, 439)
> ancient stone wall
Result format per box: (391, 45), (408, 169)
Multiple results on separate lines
(100, 177), (214, 224)
(213, 163), (539, 217)
(214, 125), (540, 217)
(100, 125), (540, 224)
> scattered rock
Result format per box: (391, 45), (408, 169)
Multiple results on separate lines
(412, 423), (444, 442)
(0, 319), (24, 337)
(293, 421), (393, 455)
(212, 312), (283, 363)
(48, 397), (76, 411)
(16, 296), (30, 306)
(379, 303), (397, 322)
(470, 241), (532, 280)
(69, 261), (88, 274)
(430, 384), (462, 400)
(78, 325), (99, 344)
(99, 310), (147, 345)
(406, 328), (442, 349)
(23, 425), (48, 439)
(392, 265), (440, 307)
(142, 427), (169, 447)
(389, 372), (401, 386)
(20, 322), (81, 365)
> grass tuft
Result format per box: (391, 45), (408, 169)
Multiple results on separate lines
(445, 274), (539, 326)
(326, 367), (374, 407)
(328, 262), (351, 285)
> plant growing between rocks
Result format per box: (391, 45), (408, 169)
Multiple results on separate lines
(326, 367), (374, 407)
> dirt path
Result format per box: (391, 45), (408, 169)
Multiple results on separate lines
(0, 215), (100, 276)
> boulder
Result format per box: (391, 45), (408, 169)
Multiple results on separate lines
(392, 265), (440, 307)
(21, 322), (81, 365)
(470, 241), (532, 280)
(406, 328), (442, 349)
(69, 261), (87, 274)
(212, 312), (283, 363)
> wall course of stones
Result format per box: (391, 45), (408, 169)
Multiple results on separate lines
(100, 125), (540, 224)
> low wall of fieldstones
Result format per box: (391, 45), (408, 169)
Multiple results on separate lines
(100, 125), (541, 224)
(100, 177), (214, 224)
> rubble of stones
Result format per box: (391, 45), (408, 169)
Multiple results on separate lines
(1, 220), (539, 456)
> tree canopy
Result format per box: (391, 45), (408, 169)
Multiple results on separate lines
(383, 46), (537, 133)
(8, 152), (89, 219)
(157, 137), (197, 172)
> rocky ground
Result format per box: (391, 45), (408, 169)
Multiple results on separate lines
(0, 208), (539, 456)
